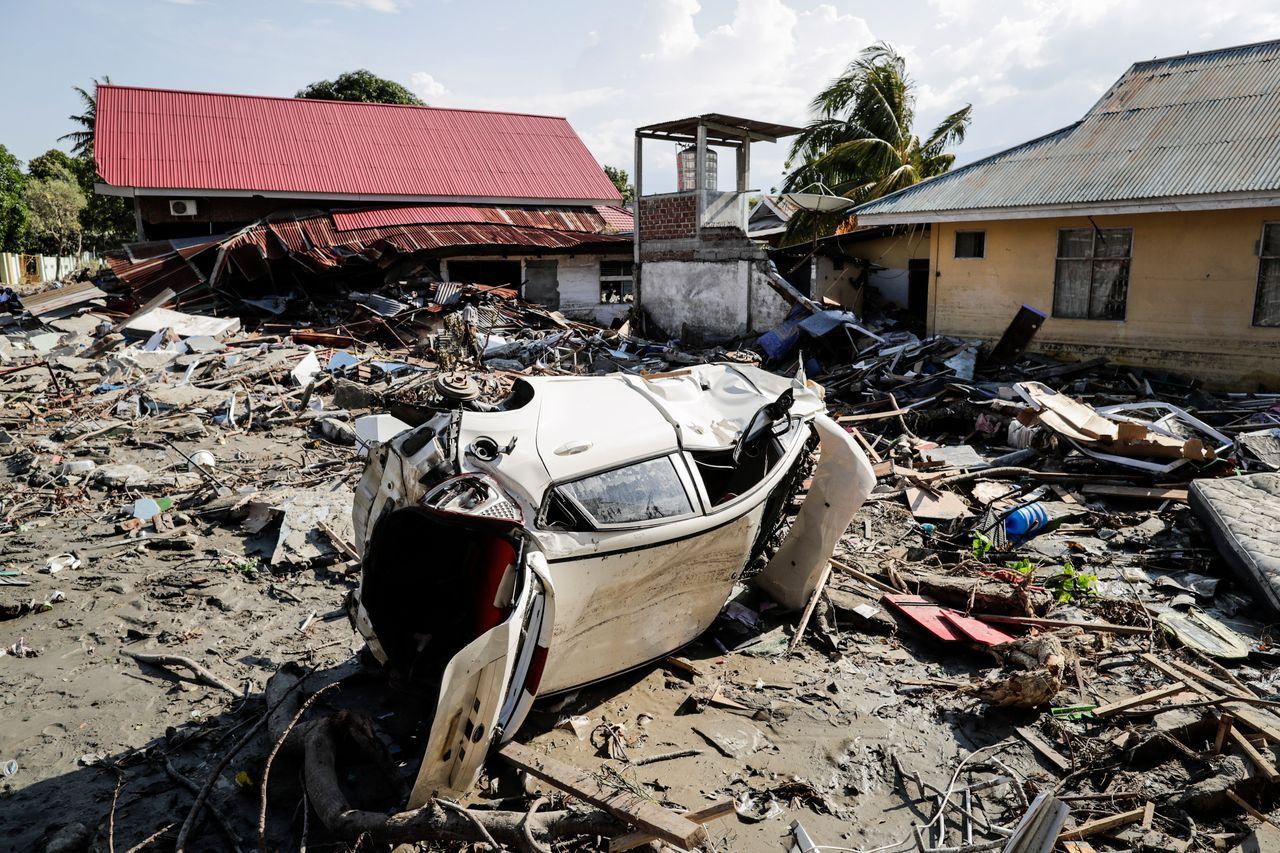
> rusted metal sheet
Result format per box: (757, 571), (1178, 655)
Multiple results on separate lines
(857, 40), (1280, 218)
(331, 205), (608, 233)
(16, 281), (107, 318)
(108, 214), (629, 301)
(94, 85), (622, 204)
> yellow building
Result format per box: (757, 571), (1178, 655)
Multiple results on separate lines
(854, 40), (1280, 389)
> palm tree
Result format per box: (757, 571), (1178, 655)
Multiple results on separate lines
(59, 76), (112, 158)
(782, 44), (971, 241)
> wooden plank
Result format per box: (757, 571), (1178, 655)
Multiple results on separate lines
(788, 563), (832, 654)
(1081, 483), (1189, 502)
(837, 408), (909, 424)
(1225, 790), (1280, 828)
(1058, 806), (1148, 841)
(830, 558), (901, 595)
(1094, 682), (1189, 718)
(1215, 714), (1236, 754)
(1142, 654), (1280, 744)
(976, 614), (1151, 636)
(609, 801), (734, 852)
(1015, 725), (1071, 774)
(1141, 801), (1155, 830)
(1228, 728), (1280, 782)
(497, 742), (707, 849)
(1064, 843), (1098, 853)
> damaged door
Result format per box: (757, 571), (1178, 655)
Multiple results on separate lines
(408, 549), (555, 806)
(523, 259), (560, 310)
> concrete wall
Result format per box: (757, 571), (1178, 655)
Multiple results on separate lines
(643, 259), (788, 340)
(927, 208), (1280, 388)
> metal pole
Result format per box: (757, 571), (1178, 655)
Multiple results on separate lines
(694, 122), (706, 240)
(633, 132), (643, 316)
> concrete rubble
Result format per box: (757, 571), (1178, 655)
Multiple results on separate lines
(2, 273), (1280, 852)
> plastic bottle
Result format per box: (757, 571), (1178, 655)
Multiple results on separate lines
(1004, 502), (1049, 542)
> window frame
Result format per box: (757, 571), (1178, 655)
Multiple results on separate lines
(542, 452), (702, 532)
(1051, 226), (1133, 321)
(599, 259), (635, 305)
(954, 230), (986, 259)
(1253, 221), (1280, 328)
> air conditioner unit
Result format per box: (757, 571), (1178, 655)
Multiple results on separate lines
(169, 199), (198, 216)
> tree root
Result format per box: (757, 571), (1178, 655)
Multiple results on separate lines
(261, 665), (625, 851)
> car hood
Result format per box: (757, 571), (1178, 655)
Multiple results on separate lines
(456, 364), (822, 510)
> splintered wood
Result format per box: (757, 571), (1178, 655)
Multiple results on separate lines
(497, 742), (708, 849)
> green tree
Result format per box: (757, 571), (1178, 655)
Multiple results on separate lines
(782, 43), (971, 241)
(24, 177), (86, 276)
(71, 157), (135, 253)
(602, 165), (634, 203)
(59, 76), (111, 158)
(28, 149), (78, 183)
(0, 145), (27, 252)
(296, 70), (425, 105)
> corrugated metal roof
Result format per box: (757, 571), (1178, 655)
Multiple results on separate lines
(594, 204), (635, 233)
(95, 85), (622, 205)
(856, 39), (1280, 219)
(331, 204), (608, 232)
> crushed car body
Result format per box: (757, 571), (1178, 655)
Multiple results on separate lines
(347, 363), (874, 804)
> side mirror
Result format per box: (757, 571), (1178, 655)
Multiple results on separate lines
(733, 389), (795, 464)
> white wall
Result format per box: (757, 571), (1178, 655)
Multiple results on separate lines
(440, 253), (632, 326)
(556, 255), (631, 325)
(0, 252), (93, 287)
(868, 267), (911, 308)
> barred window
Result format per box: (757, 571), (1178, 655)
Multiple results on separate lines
(1053, 228), (1132, 320)
(1254, 223), (1280, 327)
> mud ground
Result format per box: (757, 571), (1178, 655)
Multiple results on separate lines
(0, 426), (1050, 853)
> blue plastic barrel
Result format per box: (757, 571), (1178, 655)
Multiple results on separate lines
(1005, 502), (1049, 542)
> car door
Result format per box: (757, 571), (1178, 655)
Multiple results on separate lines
(407, 550), (555, 807)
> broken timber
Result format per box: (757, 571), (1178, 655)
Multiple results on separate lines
(497, 742), (708, 848)
(609, 801), (733, 852)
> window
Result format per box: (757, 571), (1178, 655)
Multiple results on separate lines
(555, 456), (693, 526)
(600, 260), (634, 304)
(1255, 223), (1280, 327)
(1053, 228), (1132, 320)
(955, 231), (985, 259)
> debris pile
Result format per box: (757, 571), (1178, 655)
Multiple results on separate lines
(3, 278), (1280, 852)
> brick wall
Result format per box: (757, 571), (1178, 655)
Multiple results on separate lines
(639, 193), (697, 241)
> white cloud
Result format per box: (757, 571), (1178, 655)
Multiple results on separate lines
(308, 0), (406, 13)
(413, 0), (1280, 192)
(409, 72), (447, 100)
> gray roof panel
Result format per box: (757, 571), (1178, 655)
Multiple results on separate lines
(855, 40), (1280, 217)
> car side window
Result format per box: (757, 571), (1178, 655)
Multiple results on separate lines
(557, 456), (693, 526)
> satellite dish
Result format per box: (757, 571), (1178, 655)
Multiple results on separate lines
(783, 192), (856, 213)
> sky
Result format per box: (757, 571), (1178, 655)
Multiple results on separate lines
(3, 0), (1280, 195)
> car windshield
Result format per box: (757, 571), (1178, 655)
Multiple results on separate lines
(558, 456), (693, 525)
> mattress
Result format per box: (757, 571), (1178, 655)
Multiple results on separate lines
(1190, 473), (1280, 613)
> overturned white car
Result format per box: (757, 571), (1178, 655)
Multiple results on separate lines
(347, 363), (873, 806)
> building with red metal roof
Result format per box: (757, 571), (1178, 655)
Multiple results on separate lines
(95, 85), (620, 214)
(95, 84), (635, 323)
